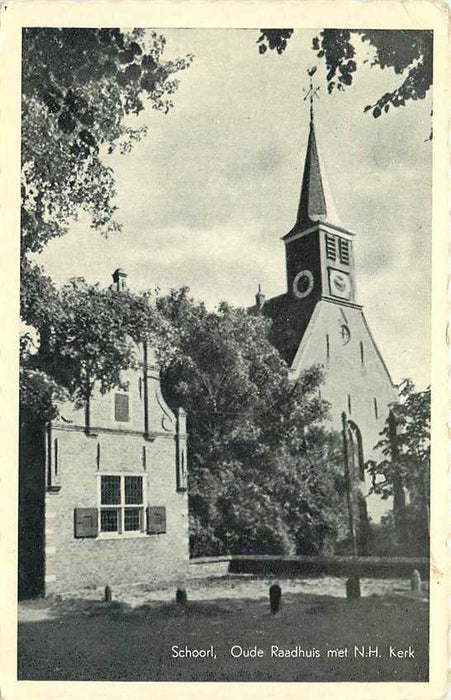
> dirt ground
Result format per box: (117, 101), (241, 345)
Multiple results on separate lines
(18, 575), (429, 682)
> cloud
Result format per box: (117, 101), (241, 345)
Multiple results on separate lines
(35, 28), (433, 388)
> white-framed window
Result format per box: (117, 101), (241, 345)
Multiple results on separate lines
(99, 474), (145, 535)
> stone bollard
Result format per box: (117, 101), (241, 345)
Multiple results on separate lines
(104, 585), (112, 603)
(269, 583), (282, 614)
(410, 569), (421, 592)
(346, 575), (361, 599)
(176, 587), (188, 605)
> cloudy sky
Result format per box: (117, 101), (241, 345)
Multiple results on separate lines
(35, 29), (432, 389)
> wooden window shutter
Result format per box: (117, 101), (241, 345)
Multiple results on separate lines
(74, 508), (99, 538)
(147, 506), (167, 534)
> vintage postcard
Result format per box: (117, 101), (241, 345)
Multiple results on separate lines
(0, 1), (449, 699)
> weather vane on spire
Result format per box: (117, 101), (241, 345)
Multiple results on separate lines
(303, 66), (320, 123)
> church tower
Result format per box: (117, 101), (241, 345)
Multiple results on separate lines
(256, 81), (397, 523)
(284, 111), (357, 309)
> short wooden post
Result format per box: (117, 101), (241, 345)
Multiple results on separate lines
(346, 575), (361, 599)
(269, 583), (282, 614)
(176, 587), (187, 605)
(410, 570), (421, 592)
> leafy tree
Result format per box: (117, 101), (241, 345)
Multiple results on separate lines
(19, 368), (68, 426)
(257, 29), (432, 122)
(20, 28), (191, 413)
(20, 260), (60, 332)
(22, 278), (174, 426)
(19, 264), (66, 423)
(21, 28), (192, 258)
(257, 29), (294, 55)
(157, 288), (347, 556)
(366, 380), (430, 555)
(21, 279), (348, 556)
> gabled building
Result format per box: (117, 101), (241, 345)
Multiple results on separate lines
(19, 269), (189, 598)
(253, 109), (397, 525)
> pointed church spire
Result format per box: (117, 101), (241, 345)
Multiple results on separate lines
(296, 69), (341, 229)
(296, 118), (327, 226)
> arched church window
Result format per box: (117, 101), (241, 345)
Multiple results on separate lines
(340, 325), (351, 345)
(326, 334), (330, 360)
(347, 394), (352, 414)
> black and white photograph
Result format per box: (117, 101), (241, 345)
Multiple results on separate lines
(1, 2), (449, 697)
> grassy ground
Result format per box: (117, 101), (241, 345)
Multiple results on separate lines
(18, 584), (428, 682)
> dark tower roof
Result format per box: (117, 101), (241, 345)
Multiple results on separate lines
(297, 121), (327, 226)
(290, 111), (342, 234)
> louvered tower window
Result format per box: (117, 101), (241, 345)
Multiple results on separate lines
(339, 238), (350, 265)
(325, 234), (337, 260)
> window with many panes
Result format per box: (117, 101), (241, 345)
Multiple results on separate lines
(100, 475), (145, 534)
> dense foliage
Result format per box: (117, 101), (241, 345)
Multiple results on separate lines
(20, 278), (173, 422)
(366, 380), (430, 555)
(20, 28), (429, 558)
(157, 288), (347, 556)
(368, 380), (430, 501)
(257, 29), (432, 122)
(20, 28), (190, 418)
(21, 28), (191, 257)
(21, 277), (348, 555)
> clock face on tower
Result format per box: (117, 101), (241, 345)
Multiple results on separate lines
(328, 268), (351, 300)
(293, 270), (314, 299)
